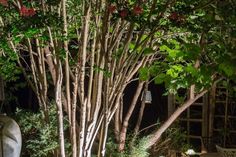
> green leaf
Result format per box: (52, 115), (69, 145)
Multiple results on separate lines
(12, 36), (23, 44)
(24, 28), (40, 38)
(170, 39), (180, 49)
(149, 65), (160, 75)
(129, 42), (135, 51)
(143, 47), (155, 55)
(167, 69), (178, 78)
(139, 67), (149, 81)
(185, 65), (198, 76)
(168, 50), (176, 58)
(160, 45), (171, 53)
(219, 63), (235, 76)
(174, 65), (183, 72)
(154, 73), (166, 84)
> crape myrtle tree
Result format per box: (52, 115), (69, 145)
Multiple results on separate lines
(0, 0), (236, 157)
(0, 0), (169, 156)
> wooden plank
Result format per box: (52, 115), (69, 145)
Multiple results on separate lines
(208, 84), (216, 138)
(202, 93), (208, 138)
(193, 102), (204, 106)
(188, 135), (202, 139)
(168, 94), (175, 117)
(223, 88), (229, 147)
(179, 118), (203, 122)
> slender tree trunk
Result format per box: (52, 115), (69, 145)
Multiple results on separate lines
(55, 61), (66, 157)
(78, 5), (91, 157)
(98, 121), (109, 157)
(134, 81), (149, 135)
(119, 81), (144, 151)
(61, 0), (71, 141)
(71, 67), (79, 157)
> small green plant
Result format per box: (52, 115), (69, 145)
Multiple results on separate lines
(15, 105), (71, 157)
(152, 123), (192, 156)
(105, 135), (149, 157)
(129, 136), (150, 157)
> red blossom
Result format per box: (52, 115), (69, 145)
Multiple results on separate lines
(20, 6), (28, 15)
(108, 5), (116, 13)
(119, 9), (128, 18)
(0, 0), (8, 6)
(27, 8), (35, 15)
(133, 6), (143, 15)
(20, 5), (36, 17)
(168, 12), (178, 20)
(168, 12), (185, 23)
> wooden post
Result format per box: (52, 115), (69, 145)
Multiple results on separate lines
(168, 94), (175, 117)
(202, 93), (209, 153)
(202, 93), (209, 138)
(208, 85), (216, 139)
(224, 88), (229, 147)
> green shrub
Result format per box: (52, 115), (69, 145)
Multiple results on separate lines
(15, 105), (71, 157)
(151, 123), (192, 156)
(105, 135), (149, 157)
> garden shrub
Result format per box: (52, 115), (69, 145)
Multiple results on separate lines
(15, 105), (71, 157)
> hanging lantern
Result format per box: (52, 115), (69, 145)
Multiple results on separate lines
(142, 90), (152, 104)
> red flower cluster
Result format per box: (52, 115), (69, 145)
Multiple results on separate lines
(108, 4), (143, 18)
(119, 9), (128, 18)
(0, 0), (36, 17)
(0, 0), (8, 6)
(168, 12), (185, 23)
(20, 6), (36, 17)
(168, 12), (178, 20)
(108, 5), (116, 14)
(133, 6), (143, 15)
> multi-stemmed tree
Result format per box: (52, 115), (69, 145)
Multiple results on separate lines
(0, 0), (236, 157)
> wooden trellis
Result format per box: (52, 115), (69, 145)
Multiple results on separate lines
(168, 91), (208, 152)
(209, 81), (236, 148)
(168, 80), (236, 152)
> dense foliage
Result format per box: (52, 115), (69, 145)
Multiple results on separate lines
(16, 105), (71, 157)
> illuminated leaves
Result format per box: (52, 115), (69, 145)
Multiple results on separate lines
(139, 67), (149, 81)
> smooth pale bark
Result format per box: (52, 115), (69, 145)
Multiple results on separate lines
(55, 62), (66, 157)
(35, 38), (49, 122)
(71, 67), (79, 157)
(78, 6), (91, 157)
(134, 82), (148, 135)
(26, 39), (49, 121)
(119, 81), (145, 151)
